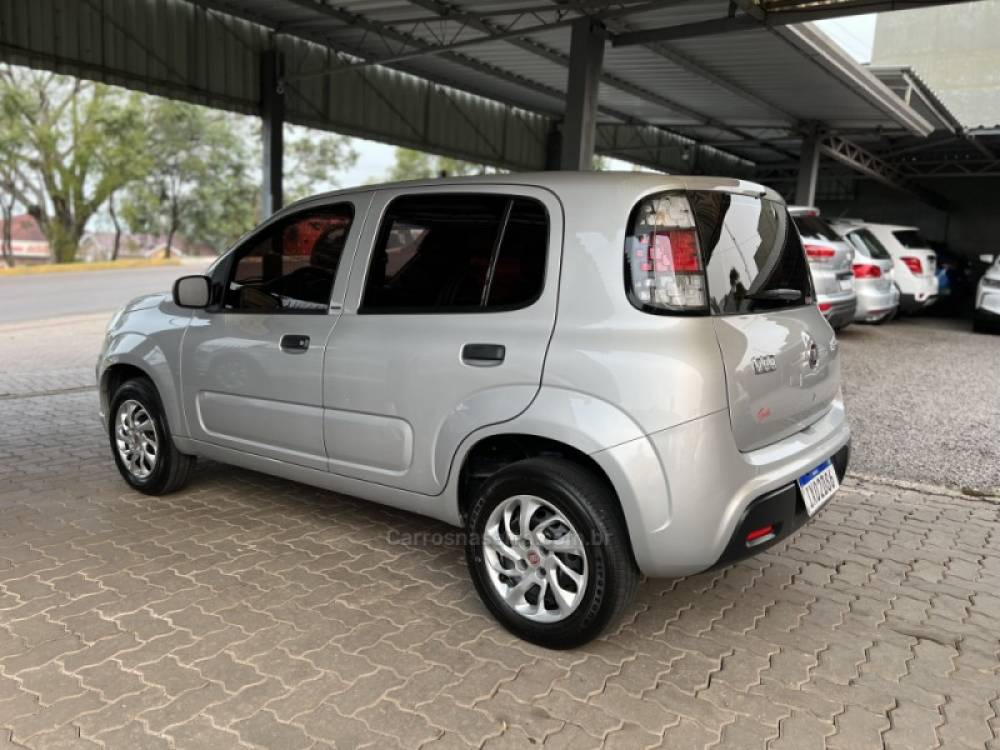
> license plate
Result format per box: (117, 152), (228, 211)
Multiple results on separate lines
(798, 459), (839, 516)
(839, 278), (854, 291)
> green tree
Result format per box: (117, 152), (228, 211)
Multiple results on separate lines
(283, 124), (359, 203)
(0, 66), (150, 262)
(0, 110), (26, 267)
(121, 100), (257, 256)
(383, 147), (487, 182)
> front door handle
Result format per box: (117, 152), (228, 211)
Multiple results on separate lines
(280, 334), (310, 353)
(462, 343), (505, 366)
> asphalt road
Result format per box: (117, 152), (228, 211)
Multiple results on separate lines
(0, 264), (208, 324)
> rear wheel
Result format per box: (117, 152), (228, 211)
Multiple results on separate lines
(109, 377), (194, 495)
(465, 458), (638, 648)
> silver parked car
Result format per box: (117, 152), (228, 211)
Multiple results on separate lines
(98, 173), (851, 647)
(832, 223), (900, 323)
(789, 207), (857, 330)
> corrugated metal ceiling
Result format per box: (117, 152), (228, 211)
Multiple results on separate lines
(202, 0), (946, 163)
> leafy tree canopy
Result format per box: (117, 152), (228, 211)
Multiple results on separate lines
(0, 66), (150, 262)
(383, 148), (489, 182)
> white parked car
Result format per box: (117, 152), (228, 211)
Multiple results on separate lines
(859, 223), (939, 313)
(98, 173), (850, 647)
(975, 254), (1000, 332)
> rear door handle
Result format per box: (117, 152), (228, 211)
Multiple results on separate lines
(462, 343), (505, 366)
(280, 334), (310, 353)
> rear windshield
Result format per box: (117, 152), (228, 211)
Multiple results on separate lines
(893, 229), (930, 249)
(792, 215), (841, 242)
(693, 192), (813, 314)
(845, 228), (891, 260)
(624, 190), (813, 316)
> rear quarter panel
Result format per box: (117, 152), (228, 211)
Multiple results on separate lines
(541, 179), (731, 436)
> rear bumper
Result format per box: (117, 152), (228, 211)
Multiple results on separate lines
(712, 441), (850, 568)
(855, 284), (899, 322)
(819, 296), (857, 329)
(899, 291), (938, 313)
(592, 396), (851, 578)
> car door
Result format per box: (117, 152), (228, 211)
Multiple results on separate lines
(322, 185), (562, 495)
(180, 195), (370, 470)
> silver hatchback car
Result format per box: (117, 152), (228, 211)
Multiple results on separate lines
(98, 173), (851, 647)
(833, 223), (900, 323)
(789, 207), (857, 330)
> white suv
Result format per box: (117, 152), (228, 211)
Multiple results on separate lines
(98, 174), (850, 647)
(860, 223), (939, 313)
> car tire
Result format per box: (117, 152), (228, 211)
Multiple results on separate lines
(465, 457), (639, 649)
(108, 377), (195, 495)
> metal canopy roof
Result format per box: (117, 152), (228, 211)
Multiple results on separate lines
(202, 0), (947, 166)
(0, 0), (979, 185)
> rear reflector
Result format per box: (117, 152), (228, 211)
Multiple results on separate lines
(746, 525), (774, 543)
(818, 302), (833, 312)
(901, 256), (924, 274)
(853, 263), (882, 279)
(804, 244), (836, 261)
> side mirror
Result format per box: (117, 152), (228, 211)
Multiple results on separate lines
(173, 275), (212, 309)
(979, 253), (997, 264)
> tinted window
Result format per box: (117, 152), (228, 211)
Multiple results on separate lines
(690, 192), (813, 314)
(792, 215), (841, 242)
(845, 229), (891, 260)
(893, 229), (930, 249)
(489, 199), (548, 307)
(361, 194), (547, 312)
(225, 205), (353, 312)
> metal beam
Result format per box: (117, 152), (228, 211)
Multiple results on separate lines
(260, 49), (284, 216)
(817, 134), (948, 209)
(560, 18), (605, 170)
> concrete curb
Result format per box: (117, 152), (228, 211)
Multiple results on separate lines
(0, 258), (181, 277)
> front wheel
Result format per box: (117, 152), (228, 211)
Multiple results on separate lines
(465, 458), (639, 648)
(109, 377), (194, 495)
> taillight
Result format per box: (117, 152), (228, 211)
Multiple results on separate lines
(804, 244), (836, 262)
(901, 256), (923, 275)
(625, 194), (707, 311)
(853, 263), (882, 279)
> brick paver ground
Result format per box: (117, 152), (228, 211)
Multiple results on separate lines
(1, 315), (998, 749)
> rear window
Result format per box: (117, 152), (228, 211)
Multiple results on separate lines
(792, 215), (841, 242)
(893, 229), (930, 249)
(624, 190), (813, 316)
(845, 228), (891, 261)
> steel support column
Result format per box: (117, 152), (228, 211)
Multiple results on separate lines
(795, 126), (821, 206)
(260, 49), (285, 217)
(559, 18), (605, 171)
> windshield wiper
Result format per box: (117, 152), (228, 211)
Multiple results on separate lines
(747, 288), (803, 302)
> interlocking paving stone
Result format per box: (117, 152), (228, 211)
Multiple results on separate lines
(1, 314), (999, 748)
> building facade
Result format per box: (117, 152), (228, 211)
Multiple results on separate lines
(872, 2), (1000, 128)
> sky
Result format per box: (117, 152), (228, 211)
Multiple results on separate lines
(815, 14), (876, 63)
(338, 15), (878, 185)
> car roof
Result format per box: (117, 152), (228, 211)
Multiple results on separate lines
(280, 171), (783, 215)
(857, 222), (920, 233)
